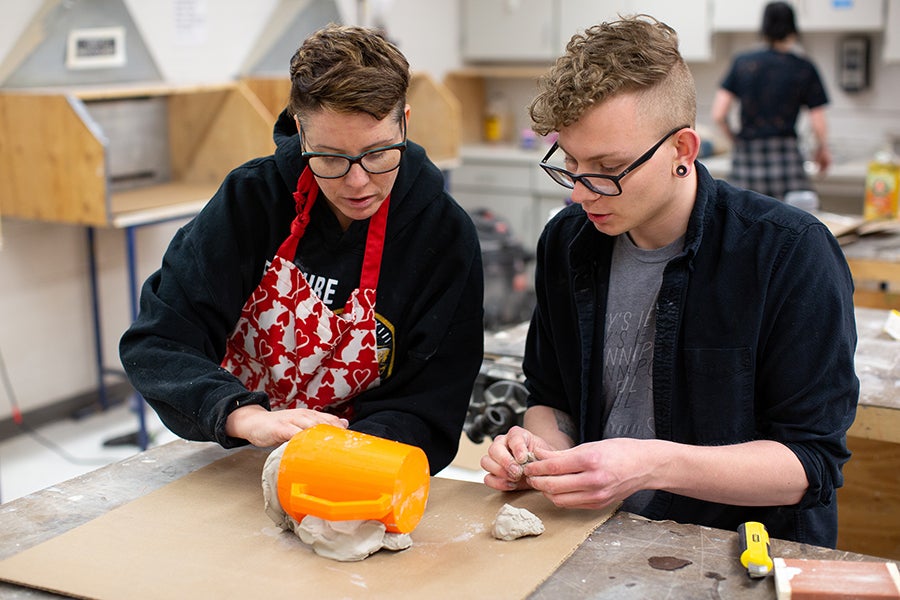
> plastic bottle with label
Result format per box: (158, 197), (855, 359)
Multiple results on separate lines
(863, 149), (900, 220)
(484, 93), (507, 144)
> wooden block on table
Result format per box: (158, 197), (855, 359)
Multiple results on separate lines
(774, 557), (900, 599)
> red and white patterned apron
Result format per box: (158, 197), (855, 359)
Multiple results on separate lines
(221, 167), (387, 418)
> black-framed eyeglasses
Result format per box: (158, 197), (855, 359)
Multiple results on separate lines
(539, 125), (690, 196)
(300, 116), (407, 179)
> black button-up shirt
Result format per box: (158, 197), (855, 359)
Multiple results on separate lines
(523, 162), (858, 547)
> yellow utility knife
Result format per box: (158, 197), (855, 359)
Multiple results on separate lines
(738, 521), (774, 578)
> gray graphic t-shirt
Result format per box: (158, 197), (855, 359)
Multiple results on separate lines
(602, 233), (683, 512)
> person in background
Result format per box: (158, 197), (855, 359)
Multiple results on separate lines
(711, 1), (831, 201)
(119, 25), (484, 474)
(481, 15), (858, 547)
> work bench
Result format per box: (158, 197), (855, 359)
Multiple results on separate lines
(0, 438), (889, 600)
(1, 309), (897, 598)
(0, 316), (893, 595)
(842, 229), (900, 311)
(852, 307), (900, 443)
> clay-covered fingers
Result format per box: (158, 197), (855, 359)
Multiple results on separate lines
(481, 431), (534, 491)
(503, 426), (539, 466)
(521, 453), (604, 508)
(480, 434), (513, 484)
(521, 443), (631, 511)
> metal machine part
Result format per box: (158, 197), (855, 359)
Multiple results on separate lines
(464, 356), (528, 444)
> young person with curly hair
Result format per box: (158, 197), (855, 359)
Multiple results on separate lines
(481, 15), (857, 547)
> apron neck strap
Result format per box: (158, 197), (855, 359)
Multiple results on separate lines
(276, 166), (318, 260)
(278, 166), (390, 292)
(359, 195), (389, 290)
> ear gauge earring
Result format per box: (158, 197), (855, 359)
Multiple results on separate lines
(675, 164), (689, 177)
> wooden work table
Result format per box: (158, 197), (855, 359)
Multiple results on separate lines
(838, 307), (900, 559)
(816, 214), (900, 310)
(851, 307), (900, 443)
(0, 439), (890, 600)
(1, 318), (895, 598)
(843, 229), (900, 310)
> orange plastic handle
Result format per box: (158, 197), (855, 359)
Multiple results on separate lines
(290, 483), (392, 521)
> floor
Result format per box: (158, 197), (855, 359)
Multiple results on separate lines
(0, 399), (179, 504)
(0, 399), (487, 505)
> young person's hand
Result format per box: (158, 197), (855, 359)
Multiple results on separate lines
(521, 438), (657, 510)
(481, 425), (553, 491)
(521, 437), (808, 511)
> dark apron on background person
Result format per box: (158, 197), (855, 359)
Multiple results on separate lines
(221, 167), (388, 418)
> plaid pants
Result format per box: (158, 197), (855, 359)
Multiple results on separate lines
(729, 137), (811, 200)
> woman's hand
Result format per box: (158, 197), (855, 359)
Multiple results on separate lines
(225, 404), (348, 447)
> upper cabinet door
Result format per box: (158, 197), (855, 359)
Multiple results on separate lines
(559, 1), (711, 61)
(461, 0), (556, 62)
(633, 0), (712, 62)
(558, 0), (629, 53)
(797, 0), (884, 31)
(712, 0), (768, 31)
(713, 0), (884, 32)
(461, 0), (713, 63)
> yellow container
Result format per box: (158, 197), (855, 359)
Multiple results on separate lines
(276, 424), (430, 533)
(484, 114), (503, 143)
(863, 151), (900, 220)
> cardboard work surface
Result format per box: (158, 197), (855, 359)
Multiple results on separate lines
(0, 449), (613, 600)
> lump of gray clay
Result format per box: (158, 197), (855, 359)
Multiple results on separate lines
(261, 442), (292, 530)
(491, 503), (545, 541)
(294, 517), (413, 562)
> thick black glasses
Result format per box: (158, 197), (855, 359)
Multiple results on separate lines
(539, 125), (689, 196)
(301, 117), (407, 179)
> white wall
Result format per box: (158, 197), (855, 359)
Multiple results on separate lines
(0, 0), (461, 420)
(0, 3), (42, 73)
(124, 0), (280, 83)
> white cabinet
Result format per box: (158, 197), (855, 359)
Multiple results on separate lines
(451, 157), (537, 249)
(463, 0), (714, 63)
(713, 0), (884, 32)
(798, 0), (883, 31)
(712, 0), (767, 31)
(558, 0), (713, 60)
(450, 148), (569, 251)
(461, 0), (556, 62)
(558, 0), (626, 51)
(632, 0), (712, 62)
